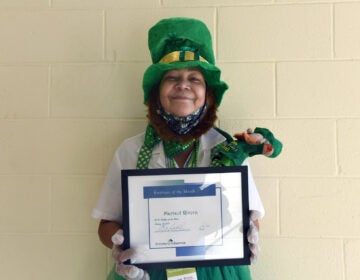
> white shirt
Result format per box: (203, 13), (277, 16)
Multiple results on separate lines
(92, 128), (265, 223)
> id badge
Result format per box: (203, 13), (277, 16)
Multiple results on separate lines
(166, 268), (197, 280)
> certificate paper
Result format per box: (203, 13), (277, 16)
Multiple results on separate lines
(121, 166), (250, 269)
(146, 183), (222, 249)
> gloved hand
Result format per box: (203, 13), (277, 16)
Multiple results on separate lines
(111, 229), (149, 280)
(247, 211), (261, 264)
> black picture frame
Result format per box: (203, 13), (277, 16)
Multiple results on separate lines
(121, 166), (250, 269)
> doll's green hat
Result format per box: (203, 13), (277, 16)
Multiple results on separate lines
(142, 17), (228, 106)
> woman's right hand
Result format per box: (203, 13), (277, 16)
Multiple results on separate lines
(111, 230), (150, 280)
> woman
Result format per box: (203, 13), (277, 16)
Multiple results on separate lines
(92, 17), (281, 280)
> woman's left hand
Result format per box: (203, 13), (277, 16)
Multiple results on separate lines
(247, 210), (261, 263)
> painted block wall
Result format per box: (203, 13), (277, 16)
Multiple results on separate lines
(0, 1), (359, 279)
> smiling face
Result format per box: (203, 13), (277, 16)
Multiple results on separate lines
(159, 68), (207, 117)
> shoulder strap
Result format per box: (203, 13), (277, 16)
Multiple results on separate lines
(213, 127), (234, 143)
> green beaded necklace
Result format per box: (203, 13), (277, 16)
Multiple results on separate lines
(136, 125), (199, 169)
(167, 140), (199, 168)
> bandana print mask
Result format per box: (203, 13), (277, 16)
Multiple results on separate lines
(156, 103), (207, 135)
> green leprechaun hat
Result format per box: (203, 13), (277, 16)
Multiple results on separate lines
(142, 17), (228, 106)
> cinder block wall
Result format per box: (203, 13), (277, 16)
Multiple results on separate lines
(1, 1), (359, 279)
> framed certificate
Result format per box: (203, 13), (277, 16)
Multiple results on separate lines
(121, 166), (250, 269)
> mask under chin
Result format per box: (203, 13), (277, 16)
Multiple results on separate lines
(156, 103), (207, 135)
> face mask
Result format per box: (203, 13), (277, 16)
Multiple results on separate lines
(156, 103), (207, 135)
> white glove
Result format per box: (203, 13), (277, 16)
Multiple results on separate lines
(247, 211), (261, 264)
(111, 230), (149, 280)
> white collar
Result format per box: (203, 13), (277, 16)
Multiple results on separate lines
(199, 128), (227, 151)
